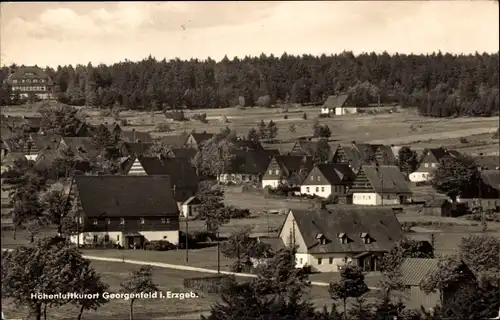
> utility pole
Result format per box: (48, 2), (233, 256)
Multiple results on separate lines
(217, 230), (220, 273)
(185, 212), (189, 264)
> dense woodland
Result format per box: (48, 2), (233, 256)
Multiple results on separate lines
(1, 51), (499, 117)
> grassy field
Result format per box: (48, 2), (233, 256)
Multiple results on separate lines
(3, 104), (498, 155)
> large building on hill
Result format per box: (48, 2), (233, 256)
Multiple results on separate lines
(4, 66), (54, 99)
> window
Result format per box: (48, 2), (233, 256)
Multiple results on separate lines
(310, 175), (314, 181)
(163, 236), (167, 239)
(26, 79), (31, 83)
(93, 236), (98, 243)
(93, 219), (98, 225)
(140, 218), (145, 224)
(12, 80), (17, 83)
(275, 169), (279, 175)
(431, 163), (436, 168)
(424, 163), (429, 168)
(329, 257), (333, 264)
(33, 79), (38, 83)
(161, 218), (166, 223)
(364, 237), (371, 244)
(317, 176), (321, 181)
(317, 258), (322, 265)
(166, 218), (170, 224)
(299, 258), (303, 264)
(40, 79), (45, 83)
(104, 235), (109, 242)
(306, 187), (310, 192)
(106, 218), (110, 224)
(268, 170), (273, 175)
(120, 218), (125, 224)
(117, 235), (120, 241)
(321, 187), (324, 192)
(21, 79), (25, 83)
(316, 187), (319, 192)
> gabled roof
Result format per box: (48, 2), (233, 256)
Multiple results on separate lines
(160, 133), (190, 148)
(7, 66), (50, 81)
(170, 147), (197, 159)
(136, 156), (199, 188)
(226, 149), (279, 175)
(304, 163), (356, 185)
(356, 165), (411, 194)
(31, 134), (62, 151)
(480, 170), (500, 191)
(120, 130), (153, 143)
(288, 207), (402, 254)
(400, 258), (440, 286)
(474, 155), (499, 170)
(427, 147), (461, 162)
(275, 155), (314, 175)
(120, 142), (153, 156)
(189, 132), (214, 145)
(59, 137), (100, 159)
(323, 94), (350, 109)
(74, 175), (179, 217)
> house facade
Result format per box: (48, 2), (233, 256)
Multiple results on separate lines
(70, 175), (180, 248)
(218, 149), (279, 184)
(185, 132), (214, 149)
(300, 163), (355, 199)
(409, 148), (461, 183)
(261, 155), (313, 189)
(279, 208), (402, 272)
(4, 66), (54, 99)
(350, 165), (411, 206)
(321, 94), (356, 116)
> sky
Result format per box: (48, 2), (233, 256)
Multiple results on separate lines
(1, 1), (499, 67)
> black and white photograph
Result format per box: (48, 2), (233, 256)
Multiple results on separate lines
(1, 1), (499, 319)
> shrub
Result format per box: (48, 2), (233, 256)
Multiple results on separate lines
(192, 112), (208, 123)
(191, 231), (216, 243)
(302, 112), (308, 120)
(144, 240), (177, 251)
(226, 206), (251, 219)
(284, 114), (288, 119)
(318, 113), (330, 118)
(155, 122), (171, 132)
(460, 137), (469, 144)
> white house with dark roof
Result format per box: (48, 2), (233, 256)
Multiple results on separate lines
(278, 207), (403, 272)
(409, 147), (462, 183)
(350, 165), (411, 206)
(300, 163), (356, 199)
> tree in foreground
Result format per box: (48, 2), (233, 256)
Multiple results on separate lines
(329, 264), (370, 320)
(203, 247), (320, 320)
(380, 237), (434, 274)
(39, 103), (83, 137)
(457, 234), (500, 280)
(120, 265), (159, 320)
(1, 237), (108, 320)
(430, 155), (480, 201)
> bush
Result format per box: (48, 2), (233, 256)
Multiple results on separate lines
(318, 113), (330, 118)
(120, 119), (128, 126)
(144, 240), (177, 251)
(284, 114), (288, 119)
(460, 137), (469, 144)
(226, 206), (251, 219)
(302, 112), (307, 120)
(192, 112), (208, 123)
(191, 231), (216, 243)
(155, 122), (171, 132)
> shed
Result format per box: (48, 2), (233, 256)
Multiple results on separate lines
(400, 258), (441, 310)
(181, 196), (201, 218)
(422, 199), (452, 217)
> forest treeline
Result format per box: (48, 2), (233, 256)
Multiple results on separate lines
(1, 51), (499, 117)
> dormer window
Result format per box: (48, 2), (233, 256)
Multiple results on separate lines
(140, 218), (145, 224)
(360, 232), (371, 244)
(316, 233), (327, 245)
(92, 219), (98, 225)
(106, 218), (110, 224)
(317, 176), (321, 181)
(310, 175), (314, 181)
(120, 218), (125, 224)
(338, 233), (348, 244)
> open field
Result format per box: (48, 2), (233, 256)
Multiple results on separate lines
(3, 104), (498, 155)
(1, 260), (220, 320)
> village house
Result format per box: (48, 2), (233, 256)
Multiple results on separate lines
(261, 155), (313, 189)
(217, 149), (279, 184)
(118, 141), (154, 158)
(399, 258), (477, 310)
(121, 156), (199, 203)
(185, 131), (214, 149)
(300, 163), (356, 201)
(4, 66), (54, 99)
(278, 207), (402, 272)
(457, 169), (500, 212)
(321, 94), (357, 116)
(180, 196), (202, 218)
(331, 142), (398, 173)
(71, 175), (180, 248)
(169, 147), (198, 160)
(350, 165), (411, 206)
(409, 147), (461, 183)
